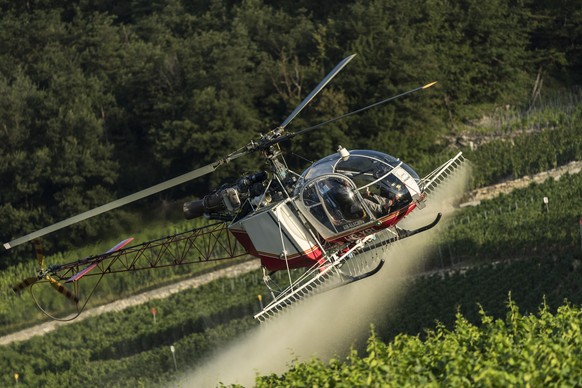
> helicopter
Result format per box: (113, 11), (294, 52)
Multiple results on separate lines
(5, 54), (466, 321)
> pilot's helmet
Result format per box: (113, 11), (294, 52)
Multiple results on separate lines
(328, 181), (363, 220)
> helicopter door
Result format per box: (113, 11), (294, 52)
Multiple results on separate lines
(297, 174), (371, 240)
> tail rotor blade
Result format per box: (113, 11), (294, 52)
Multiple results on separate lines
(47, 277), (80, 304)
(12, 240), (47, 295)
(12, 277), (40, 295)
(66, 237), (135, 283)
(33, 239), (45, 268)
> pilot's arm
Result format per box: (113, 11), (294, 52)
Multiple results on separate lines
(363, 191), (392, 217)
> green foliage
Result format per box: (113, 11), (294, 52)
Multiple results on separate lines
(256, 300), (582, 387)
(380, 254), (582, 343)
(0, 0), (581, 254)
(0, 272), (263, 387)
(434, 170), (582, 261)
(527, 0), (582, 83)
(434, 0), (531, 113)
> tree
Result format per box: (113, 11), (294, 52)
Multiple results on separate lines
(527, 0), (582, 84)
(0, 10), (119, 251)
(431, 0), (532, 117)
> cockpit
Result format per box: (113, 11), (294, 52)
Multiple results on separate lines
(294, 150), (424, 240)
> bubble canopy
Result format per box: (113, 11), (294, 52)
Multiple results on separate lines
(295, 150), (421, 192)
(294, 150), (423, 239)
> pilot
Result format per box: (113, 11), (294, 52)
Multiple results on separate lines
(326, 179), (365, 221)
(363, 186), (394, 217)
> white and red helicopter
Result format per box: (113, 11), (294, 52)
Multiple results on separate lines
(5, 54), (465, 321)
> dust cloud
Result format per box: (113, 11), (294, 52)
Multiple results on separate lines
(175, 163), (470, 387)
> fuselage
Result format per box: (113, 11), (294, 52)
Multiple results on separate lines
(229, 150), (425, 272)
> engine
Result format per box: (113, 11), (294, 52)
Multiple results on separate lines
(183, 171), (269, 220)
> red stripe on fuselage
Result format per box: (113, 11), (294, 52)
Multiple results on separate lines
(328, 202), (417, 244)
(229, 228), (323, 271)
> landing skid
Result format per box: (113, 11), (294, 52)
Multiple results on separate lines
(254, 213), (442, 322)
(332, 213), (441, 287)
(360, 212), (442, 253)
(254, 236), (375, 322)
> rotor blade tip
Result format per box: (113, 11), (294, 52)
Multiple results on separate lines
(3, 242), (11, 250)
(422, 81), (438, 89)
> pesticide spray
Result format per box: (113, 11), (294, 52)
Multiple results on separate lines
(177, 163), (470, 387)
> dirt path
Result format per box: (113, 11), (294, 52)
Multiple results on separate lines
(462, 160), (582, 206)
(1, 160), (580, 347)
(0, 260), (260, 346)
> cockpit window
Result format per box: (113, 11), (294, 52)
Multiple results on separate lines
(301, 175), (370, 234)
(295, 150), (420, 195)
(295, 150), (423, 239)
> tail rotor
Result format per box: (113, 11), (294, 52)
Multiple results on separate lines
(12, 240), (79, 305)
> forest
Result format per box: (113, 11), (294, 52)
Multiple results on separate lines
(1, 0), (581, 265)
(1, 1), (582, 385)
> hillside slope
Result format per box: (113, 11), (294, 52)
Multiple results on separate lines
(1, 160), (579, 347)
(463, 160), (582, 205)
(255, 301), (582, 387)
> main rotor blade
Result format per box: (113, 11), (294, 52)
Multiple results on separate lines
(4, 55), (357, 250)
(3, 159), (230, 250)
(274, 81), (438, 146)
(279, 54), (356, 130)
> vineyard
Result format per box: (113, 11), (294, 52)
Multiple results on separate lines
(412, 99), (582, 186)
(1, 102), (581, 385)
(433, 170), (582, 264)
(462, 111), (582, 188)
(256, 301), (582, 387)
(0, 249), (579, 386)
(0, 274), (264, 386)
